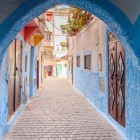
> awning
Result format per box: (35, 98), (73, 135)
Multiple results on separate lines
(20, 20), (38, 44)
(61, 54), (68, 60)
(32, 33), (44, 47)
(19, 19), (44, 46)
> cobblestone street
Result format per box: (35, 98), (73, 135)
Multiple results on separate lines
(4, 77), (123, 140)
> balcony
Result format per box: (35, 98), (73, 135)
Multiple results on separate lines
(42, 50), (54, 60)
(53, 49), (68, 59)
(43, 40), (53, 47)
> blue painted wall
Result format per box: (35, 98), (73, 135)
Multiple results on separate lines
(74, 68), (99, 107)
(0, 34), (38, 139)
(73, 26), (140, 140)
(0, 0), (139, 140)
(29, 47), (37, 97)
(0, 52), (8, 139)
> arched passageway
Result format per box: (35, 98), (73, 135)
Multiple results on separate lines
(0, 1), (140, 140)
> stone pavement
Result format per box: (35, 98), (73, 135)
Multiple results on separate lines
(4, 77), (123, 140)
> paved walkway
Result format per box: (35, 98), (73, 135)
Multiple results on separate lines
(4, 77), (123, 140)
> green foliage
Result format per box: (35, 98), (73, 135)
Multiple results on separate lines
(67, 7), (84, 36)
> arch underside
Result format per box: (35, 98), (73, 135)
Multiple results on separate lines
(0, 0), (139, 65)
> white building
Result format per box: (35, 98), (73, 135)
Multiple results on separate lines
(43, 6), (69, 78)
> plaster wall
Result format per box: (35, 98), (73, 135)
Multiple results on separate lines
(69, 16), (140, 140)
(54, 51), (68, 58)
(53, 12), (68, 58)
(70, 18), (107, 109)
(69, 18), (106, 74)
(61, 61), (68, 78)
(69, 17), (140, 139)
(56, 61), (68, 78)
(0, 33), (33, 139)
(54, 36), (67, 51)
(35, 43), (44, 87)
(24, 43), (31, 100)
(0, 52), (8, 139)
(53, 15), (68, 35)
(44, 59), (56, 66)
(45, 11), (54, 32)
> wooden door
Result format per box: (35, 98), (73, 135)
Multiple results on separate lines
(108, 32), (125, 127)
(56, 64), (62, 77)
(116, 42), (125, 126)
(37, 60), (39, 89)
(8, 39), (16, 119)
(8, 39), (22, 119)
(50, 66), (53, 76)
(15, 39), (22, 110)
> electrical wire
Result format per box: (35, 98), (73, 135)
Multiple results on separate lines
(46, 19), (70, 36)
(37, 17), (50, 32)
(37, 8), (84, 37)
(37, 16), (69, 35)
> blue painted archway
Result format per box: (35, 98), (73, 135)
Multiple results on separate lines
(0, 1), (140, 139)
(0, 0), (139, 66)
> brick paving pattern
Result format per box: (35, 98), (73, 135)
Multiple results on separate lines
(4, 77), (123, 140)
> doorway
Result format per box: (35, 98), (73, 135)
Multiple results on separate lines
(46, 65), (53, 76)
(56, 64), (62, 77)
(108, 32), (125, 127)
(8, 39), (22, 119)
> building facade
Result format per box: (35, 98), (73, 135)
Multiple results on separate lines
(0, 16), (45, 139)
(68, 9), (139, 139)
(43, 6), (69, 78)
(0, 1), (140, 139)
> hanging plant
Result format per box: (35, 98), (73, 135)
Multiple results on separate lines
(67, 7), (92, 36)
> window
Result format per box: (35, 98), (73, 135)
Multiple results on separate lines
(60, 25), (68, 34)
(44, 50), (52, 58)
(46, 33), (52, 41)
(60, 42), (67, 51)
(62, 46), (67, 51)
(84, 55), (91, 70)
(61, 28), (67, 34)
(77, 56), (80, 67)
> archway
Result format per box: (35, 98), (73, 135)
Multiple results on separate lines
(0, 0), (137, 66)
(0, 1), (140, 139)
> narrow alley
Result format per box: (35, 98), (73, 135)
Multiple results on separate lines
(4, 77), (122, 140)
(0, 1), (140, 140)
